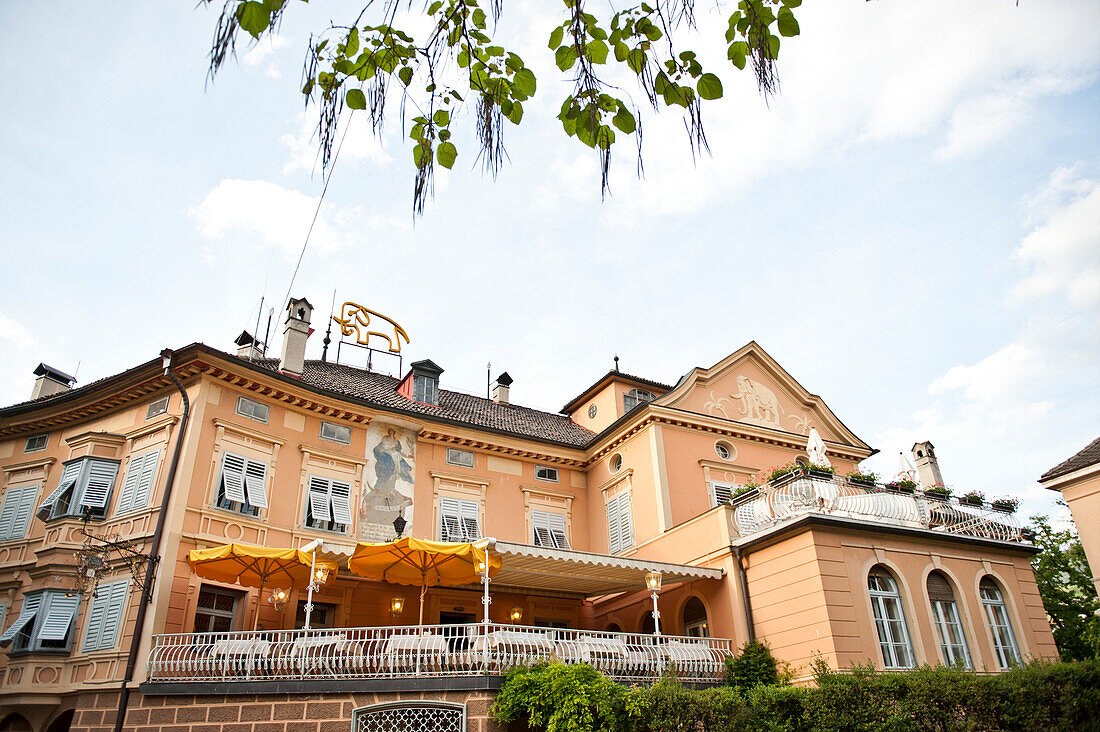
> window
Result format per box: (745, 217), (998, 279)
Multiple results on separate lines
(531, 510), (569, 549)
(439, 496), (480, 541)
(353, 702), (465, 732)
(683, 597), (710, 637)
(412, 375), (438, 405)
(709, 482), (734, 507)
(82, 579), (130, 652)
(445, 448), (475, 469)
(145, 396), (169, 420)
(980, 577), (1022, 669)
(296, 600), (336, 629)
(588, 404), (597, 418)
(115, 450), (161, 515)
(36, 458), (120, 521)
(235, 395), (270, 424)
(24, 434), (48, 453)
(868, 566), (915, 669)
(320, 421), (352, 445)
(535, 465), (559, 483)
(0, 591), (80, 653)
(605, 491), (634, 554)
(215, 452), (268, 516)
(305, 476), (353, 533)
(714, 441), (735, 461)
(623, 388), (655, 412)
(0, 484), (39, 541)
(927, 571), (972, 668)
(194, 585), (241, 633)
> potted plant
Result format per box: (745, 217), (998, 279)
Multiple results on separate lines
(1020, 527), (1036, 542)
(885, 478), (918, 494)
(766, 463), (803, 488)
(732, 484), (758, 501)
(991, 497), (1019, 513)
(805, 463), (836, 480)
(846, 470), (878, 488)
(924, 483), (951, 500)
(961, 490), (985, 508)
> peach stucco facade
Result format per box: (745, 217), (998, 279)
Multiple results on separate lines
(0, 321), (1058, 730)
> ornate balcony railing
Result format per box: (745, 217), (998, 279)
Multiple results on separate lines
(147, 623), (734, 684)
(731, 473), (1025, 543)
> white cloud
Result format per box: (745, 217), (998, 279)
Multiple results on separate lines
(0, 313), (35, 351)
(281, 113), (393, 176)
(242, 34), (291, 68)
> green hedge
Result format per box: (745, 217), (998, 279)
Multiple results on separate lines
(491, 660), (1100, 732)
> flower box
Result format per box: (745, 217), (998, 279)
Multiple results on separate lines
(961, 496), (984, 508)
(924, 489), (951, 501)
(991, 499), (1019, 513)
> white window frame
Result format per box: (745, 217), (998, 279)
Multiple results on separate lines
(709, 481), (734, 507)
(145, 396), (169, 421)
(412, 375), (438, 405)
(215, 451), (268, 516)
(0, 484), (40, 541)
(623, 388), (655, 412)
(535, 465), (559, 483)
(931, 596), (972, 668)
(82, 579), (130, 652)
(235, 395), (270, 424)
(305, 475), (353, 533)
(531, 510), (569, 549)
(24, 434), (49, 453)
(439, 496), (480, 542)
(981, 580), (1022, 669)
(445, 448), (475, 469)
(868, 569), (916, 669)
(606, 491), (634, 554)
(319, 421), (352, 445)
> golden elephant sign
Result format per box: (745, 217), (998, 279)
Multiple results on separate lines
(332, 302), (410, 354)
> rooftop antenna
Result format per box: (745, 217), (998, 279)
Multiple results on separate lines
(322, 288), (336, 363)
(261, 307), (274, 357)
(487, 361), (491, 399)
(250, 296), (265, 361)
(613, 355), (620, 372)
(73, 360), (81, 382)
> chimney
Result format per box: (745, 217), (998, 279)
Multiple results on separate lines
(31, 363), (76, 400)
(234, 330), (263, 358)
(911, 441), (944, 489)
(492, 372), (513, 405)
(279, 297), (314, 377)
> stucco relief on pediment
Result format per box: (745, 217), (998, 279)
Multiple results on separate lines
(701, 374), (813, 435)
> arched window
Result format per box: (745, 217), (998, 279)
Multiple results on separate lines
(980, 577), (1022, 669)
(682, 597), (709, 637)
(605, 622), (622, 633)
(623, 388), (656, 412)
(795, 456), (810, 468)
(927, 571), (972, 668)
(640, 611), (656, 634)
(868, 566), (915, 669)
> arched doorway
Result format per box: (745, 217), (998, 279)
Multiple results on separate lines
(640, 611), (656, 634)
(682, 597), (709, 637)
(0, 714), (32, 732)
(46, 710), (75, 732)
(605, 622), (622, 633)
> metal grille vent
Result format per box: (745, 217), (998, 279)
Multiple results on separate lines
(353, 702), (464, 732)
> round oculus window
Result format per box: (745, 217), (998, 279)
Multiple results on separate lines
(714, 441), (735, 461)
(588, 404), (597, 418)
(610, 453), (623, 472)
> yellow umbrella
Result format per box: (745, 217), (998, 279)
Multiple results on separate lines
(188, 543), (339, 630)
(347, 537), (501, 625)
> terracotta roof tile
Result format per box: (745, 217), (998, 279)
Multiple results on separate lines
(1041, 436), (1100, 482)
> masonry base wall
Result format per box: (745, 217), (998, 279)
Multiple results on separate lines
(69, 689), (505, 732)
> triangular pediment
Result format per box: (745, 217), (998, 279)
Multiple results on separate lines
(657, 342), (870, 451)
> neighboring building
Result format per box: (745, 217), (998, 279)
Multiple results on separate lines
(1040, 436), (1100, 596)
(0, 299), (1057, 732)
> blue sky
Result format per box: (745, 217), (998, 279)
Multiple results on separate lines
(1, 1), (1098, 521)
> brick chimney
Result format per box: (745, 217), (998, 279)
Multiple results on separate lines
(31, 363), (76, 400)
(492, 372), (513, 405)
(234, 330), (262, 358)
(279, 297), (313, 377)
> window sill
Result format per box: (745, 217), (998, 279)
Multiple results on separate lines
(6, 648), (74, 658)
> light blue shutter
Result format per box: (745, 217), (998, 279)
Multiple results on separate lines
(0, 487), (20, 539)
(548, 512), (569, 549)
(606, 497), (622, 554)
(38, 594), (80, 641)
(38, 462), (82, 520)
(0, 594), (42, 644)
(80, 460), (119, 509)
(0, 603), (6, 633)
(531, 510), (551, 546)
(10, 485), (39, 539)
(308, 477), (332, 522)
(244, 460), (268, 509)
(460, 499), (480, 540)
(83, 579), (129, 652)
(220, 453), (247, 503)
(439, 498), (462, 541)
(116, 455), (143, 514)
(330, 480), (353, 525)
(132, 450), (160, 510)
(618, 493), (634, 550)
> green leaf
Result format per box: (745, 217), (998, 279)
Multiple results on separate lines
(236, 2), (271, 39)
(612, 107), (636, 134)
(346, 88), (367, 110)
(728, 42), (747, 69)
(505, 100), (523, 124)
(697, 73), (723, 100)
(614, 41), (629, 62)
(768, 34), (780, 58)
(777, 7), (799, 37)
(514, 68), (537, 98)
(398, 66), (414, 86)
(555, 46), (577, 71)
(643, 24), (662, 41)
(586, 40), (609, 64)
(436, 141), (457, 169)
(433, 109), (450, 126)
(428, 1), (442, 13)
(627, 48), (646, 74)
(345, 27), (360, 56)
(472, 8), (487, 28)
(549, 26), (564, 50)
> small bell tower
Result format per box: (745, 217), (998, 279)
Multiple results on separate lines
(912, 441), (945, 489)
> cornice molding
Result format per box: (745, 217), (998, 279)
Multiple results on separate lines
(299, 444), (369, 467)
(419, 430), (587, 468)
(2, 456), (56, 476)
(124, 414), (180, 441)
(212, 418), (286, 447)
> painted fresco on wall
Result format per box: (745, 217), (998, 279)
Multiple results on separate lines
(359, 422), (416, 542)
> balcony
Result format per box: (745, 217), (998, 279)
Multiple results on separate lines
(146, 623), (734, 685)
(731, 473), (1026, 543)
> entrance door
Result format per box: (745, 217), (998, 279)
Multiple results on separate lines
(439, 611), (476, 652)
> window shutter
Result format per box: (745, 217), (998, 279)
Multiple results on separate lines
(80, 460), (119, 509)
(132, 450), (160, 510)
(606, 498), (622, 554)
(9, 486), (39, 540)
(37, 595), (80, 641)
(84, 580), (129, 652)
(116, 455), (143, 514)
(548, 512), (569, 549)
(617, 493), (634, 550)
(0, 594), (42, 644)
(710, 482), (733, 506)
(0, 487), (20, 539)
(330, 480), (353, 524)
(308, 477), (332, 522)
(244, 460), (268, 509)
(82, 590), (107, 651)
(38, 462), (82, 520)
(927, 571), (954, 602)
(531, 511), (553, 547)
(220, 453), (247, 504)
(460, 500), (481, 540)
(0, 603), (6, 634)
(439, 497), (462, 542)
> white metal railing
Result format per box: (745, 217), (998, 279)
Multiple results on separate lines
(731, 474), (1024, 543)
(147, 623), (734, 684)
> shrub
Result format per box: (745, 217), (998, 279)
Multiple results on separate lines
(626, 675), (750, 732)
(724, 641), (781, 691)
(491, 663), (628, 732)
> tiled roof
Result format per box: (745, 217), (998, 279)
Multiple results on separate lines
(251, 358), (596, 448)
(560, 370), (673, 414)
(1041, 436), (1100, 482)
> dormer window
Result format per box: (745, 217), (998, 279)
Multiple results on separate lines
(405, 360), (444, 407)
(623, 388), (656, 412)
(413, 375), (438, 405)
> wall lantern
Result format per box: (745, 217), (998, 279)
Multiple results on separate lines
(645, 571), (662, 592)
(268, 587), (290, 610)
(509, 606), (524, 624)
(390, 595), (406, 620)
